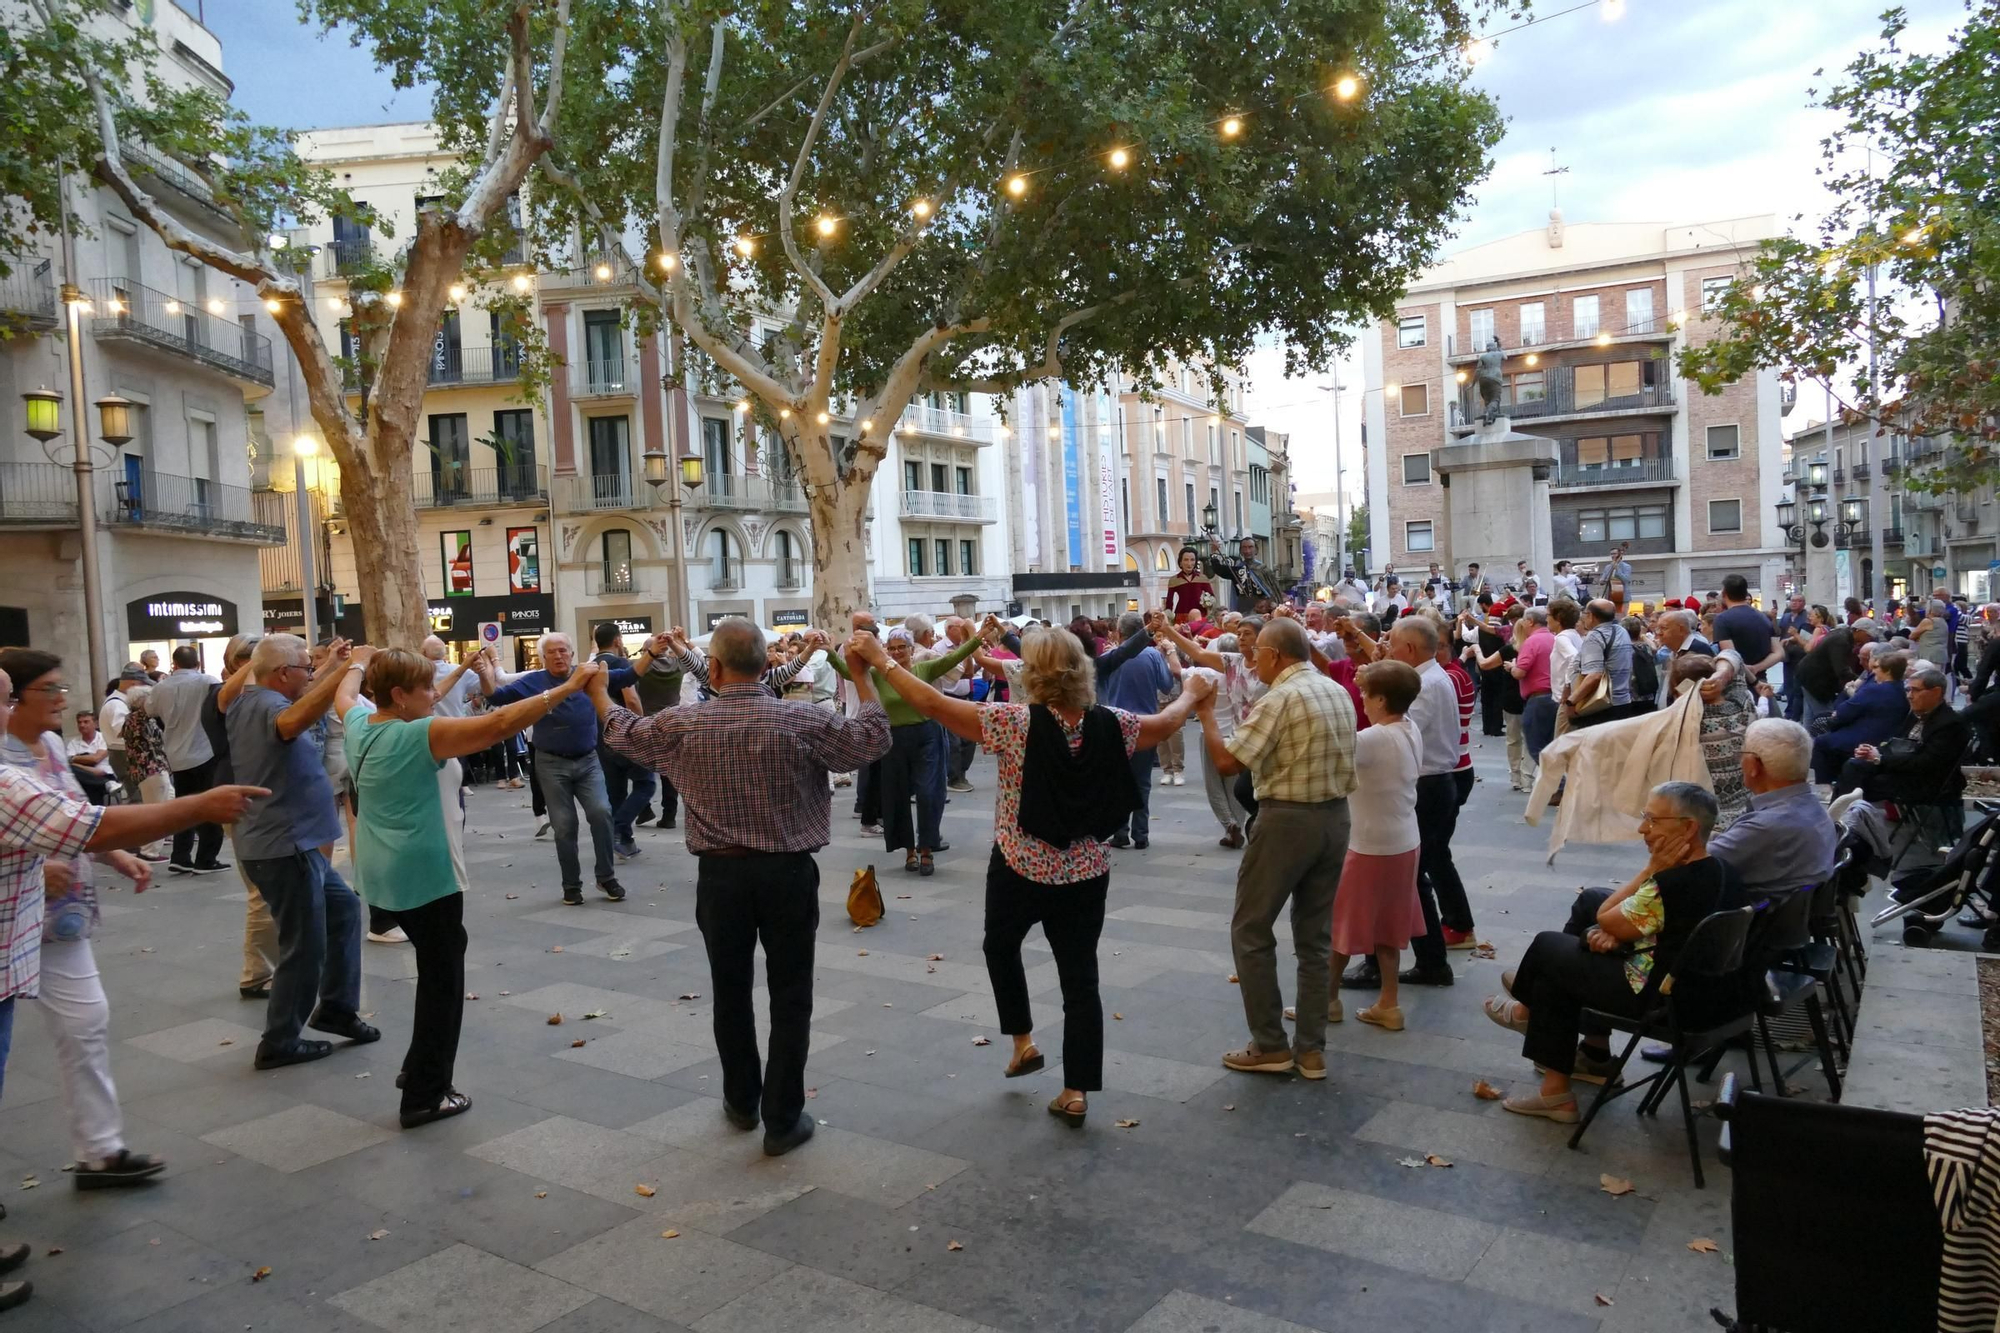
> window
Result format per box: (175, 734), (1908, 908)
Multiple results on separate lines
(1578, 510), (1607, 543)
(1706, 424), (1740, 460)
(1397, 314), (1427, 348)
(1626, 288), (1655, 334)
(582, 310), (623, 388)
(429, 413), (469, 502)
(776, 529), (800, 587)
(1185, 481), (1196, 525)
(1468, 308), (1495, 349)
(1152, 411), (1167, 453)
(935, 539), (952, 576)
(1573, 361), (1646, 409)
(1209, 487), (1220, 523)
(1182, 416), (1195, 457)
(702, 416), (733, 479)
(1155, 476), (1169, 525)
(1577, 505), (1667, 542)
(1637, 504), (1667, 538)
(907, 537), (925, 577)
(1121, 478), (1129, 532)
(955, 466), (972, 495)
(1572, 294), (1600, 339)
(960, 539), (977, 576)
(1399, 383), (1429, 417)
(711, 528), (738, 585)
(586, 416), (629, 496)
(1575, 434), (1649, 468)
(931, 463), (949, 493)
(601, 528), (633, 593)
(904, 460), (922, 492)
(1234, 490), (1243, 534)
(1701, 276), (1732, 312)
(1208, 422), (1219, 462)
(493, 409), (536, 495)
(1405, 520), (1435, 552)
(1506, 370), (1546, 405)
(1155, 547), (1171, 572)
(1519, 301), (1545, 345)
(1708, 498), (1742, 534)
(1402, 453), (1431, 485)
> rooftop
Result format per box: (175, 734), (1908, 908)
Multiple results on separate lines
(1407, 212), (1782, 295)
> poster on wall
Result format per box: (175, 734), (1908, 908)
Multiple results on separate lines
(506, 526), (541, 593)
(442, 530), (475, 597)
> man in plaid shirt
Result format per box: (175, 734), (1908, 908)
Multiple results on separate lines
(590, 618), (890, 1158)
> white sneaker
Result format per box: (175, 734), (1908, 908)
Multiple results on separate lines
(367, 927), (409, 945)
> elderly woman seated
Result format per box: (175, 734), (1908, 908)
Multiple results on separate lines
(1484, 781), (1745, 1123)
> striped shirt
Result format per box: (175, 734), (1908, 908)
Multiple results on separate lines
(601, 687), (891, 854)
(0, 764), (103, 1000)
(1446, 658), (1476, 772)
(1225, 662), (1358, 803)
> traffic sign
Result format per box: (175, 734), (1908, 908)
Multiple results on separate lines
(478, 621), (502, 647)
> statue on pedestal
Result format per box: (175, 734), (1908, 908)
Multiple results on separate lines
(1475, 336), (1505, 427)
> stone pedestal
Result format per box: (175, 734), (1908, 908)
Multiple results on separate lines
(1430, 417), (1560, 584)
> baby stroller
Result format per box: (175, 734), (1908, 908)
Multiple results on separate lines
(1869, 798), (2000, 948)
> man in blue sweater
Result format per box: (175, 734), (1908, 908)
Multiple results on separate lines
(477, 632), (658, 905)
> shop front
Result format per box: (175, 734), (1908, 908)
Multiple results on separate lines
(585, 612), (656, 658)
(260, 595), (368, 643)
(125, 591), (240, 675)
(427, 592), (558, 669)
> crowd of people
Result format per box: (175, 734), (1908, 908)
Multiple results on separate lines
(0, 548), (1982, 1315)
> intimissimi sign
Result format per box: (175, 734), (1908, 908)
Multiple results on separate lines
(126, 593), (239, 639)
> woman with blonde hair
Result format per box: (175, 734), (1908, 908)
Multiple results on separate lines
(845, 626), (1210, 1126)
(336, 646), (602, 1128)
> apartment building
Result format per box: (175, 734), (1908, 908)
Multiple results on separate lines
(1000, 381), (1135, 623)
(866, 389), (1013, 620)
(1251, 426), (1304, 592)
(1117, 364), (1256, 609)
(1363, 212), (1794, 603)
(0, 0), (288, 681)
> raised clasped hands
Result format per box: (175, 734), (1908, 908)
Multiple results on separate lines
(847, 630), (888, 670)
(1183, 672), (1217, 705)
(567, 660), (606, 696)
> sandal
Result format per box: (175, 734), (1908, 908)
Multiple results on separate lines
(1005, 1046), (1044, 1078)
(1046, 1092), (1086, 1127)
(1502, 1091), (1578, 1123)
(1482, 995), (1529, 1035)
(400, 1089), (472, 1130)
(905, 850), (920, 873)
(919, 850), (935, 877)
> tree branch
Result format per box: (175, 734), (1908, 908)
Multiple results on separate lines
(536, 0), (571, 138)
(778, 11), (866, 315)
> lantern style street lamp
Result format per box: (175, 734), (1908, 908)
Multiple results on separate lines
(22, 388), (62, 443)
(95, 393), (134, 446)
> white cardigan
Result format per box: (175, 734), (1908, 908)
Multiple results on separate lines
(1524, 685), (1711, 861)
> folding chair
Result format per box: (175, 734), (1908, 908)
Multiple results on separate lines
(1711, 1075), (1940, 1332)
(1755, 889), (1843, 1100)
(1567, 906), (1757, 1189)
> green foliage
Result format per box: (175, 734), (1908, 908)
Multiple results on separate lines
(1346, 501), (1369, 569)
(1680, 3), (2000, 491)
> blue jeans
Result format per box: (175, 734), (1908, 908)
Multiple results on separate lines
(881, 723), (942, 852)
(536, 750), (616, 889)
(600, 745), (657, 844)
(0, 995), (14, 1101)
(1123, 750), (1156, 842)
(1801, 691), (1834, 729)
(243, 847), (363, 1052)
(1521, 694), (1558, 761)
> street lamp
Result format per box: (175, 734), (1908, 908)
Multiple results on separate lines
(292, 435), (322, 644)
(644, 451), (708, 631)
(1202, 498), (1219, 534)
(95, 394), (134, 446)
(21, 388), (62, 442)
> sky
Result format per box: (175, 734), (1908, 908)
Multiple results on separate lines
(199, 0), (1970, 508)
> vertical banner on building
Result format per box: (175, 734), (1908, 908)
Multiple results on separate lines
(1061, 387), (1083, 566)
(443, 530), (475, 597)
(1019, 397), (1041, 558)
(506, 526), (541, 593)
(1833, 549), (1852, 604)
(1097, 390), (1119, 558)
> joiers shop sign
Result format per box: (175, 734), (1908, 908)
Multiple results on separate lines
(126, 593), (238, 639)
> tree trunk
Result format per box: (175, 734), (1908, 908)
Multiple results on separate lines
(343, 443), (427, 647)
(808, 461), (872, 630)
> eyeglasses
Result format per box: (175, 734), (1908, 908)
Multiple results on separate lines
(24, 683), (69, 697)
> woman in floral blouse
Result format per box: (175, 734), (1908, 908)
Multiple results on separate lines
(845, 627), (1209, 1127)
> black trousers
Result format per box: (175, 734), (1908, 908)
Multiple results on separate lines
(383, 892), (467, 1113)
(695, 851), (819, 1132)
(1411, 772), (1472, 968)
(982, 848), (1108, 1091)
(1510, 889), (1647, 1073)
(1479, 669), (1508, 736)
(169, 755), (225, 865)
(524, 743), (546, 818)
(854, 759), (883, 825)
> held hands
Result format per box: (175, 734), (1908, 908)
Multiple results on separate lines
(847, 630), (889, 670)
(348, 644), (378, 669)
(1183, 673), (1218, 706)
(1585, 926), (1620, 954)
(564, 660), (606, 696)
(1853, 743), (1880, 765)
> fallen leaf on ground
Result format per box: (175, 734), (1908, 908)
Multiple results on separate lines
(1687, 1238), (1720, 1254)
(660, 1229), (680, 1239)
(1115, 1119), (1141, 1129)
(927, 954), (943, 961)
(367, 1229), (390, 1241)
(550, 945), (563, 953)
(926, 966), (936, 973)
(947, 1240), (964, 1251)
(546, 1014), (564, 1025)
(1471, 942), (1497, 959)
(465, 993), (479, 1001)
(1472, 1079), (1503, 1100)
(1112, 1013), (1124, 1020)
(1600, 1175), (1636, 1197)
(570, 1039), (587, 1048)
(1594, 1293), (1614, 1307)
(535, 1191), (548, 1199)
(634, 1184), (656, 1198)
(865, 1049), (877, 1056)
(805, 1088), (817, 1099)
(19, 1177), (36, 1190)
(896, 895), (911, 900)
(505, 893), (519, 900)
(139, 946), (154, 954)
(582, 1008), (609, 1019)
(1227, 974), (1239, 983)
(1425, 1155), (1453, 1168)
(1397, 1157), (1428, 1169)
(218, 1038), (233, 1046)
(609, 949), (632, 959)
(1223, 1104), (1236, 1112)
(857, 949), (869, 956)
(499, 991), (511, 996)
(678, 993), (700, 1000)
(252, 1266), (272, 1282)
(355, 1071), (371, 1079)
(971, 1036), (991, 1046)
(882, 1003), (893, 1008)
(44, 1247), (62, 1256)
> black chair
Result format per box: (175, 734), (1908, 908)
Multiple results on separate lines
(1803, 870), (1857, 1051)
(1754, 889), (1843, 1101)
(1568, 906), (1758, 1189)
(1711, 1075), (1941, 1332)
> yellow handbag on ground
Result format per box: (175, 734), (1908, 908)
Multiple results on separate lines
(847, 865), (884, 927)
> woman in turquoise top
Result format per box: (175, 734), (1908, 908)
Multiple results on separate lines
(336, 646), (601, 1129)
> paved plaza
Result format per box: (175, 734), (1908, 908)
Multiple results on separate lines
(2, 735), (1779, 1332)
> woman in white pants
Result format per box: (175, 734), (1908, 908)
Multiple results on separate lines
(0, 649), (163, 1188)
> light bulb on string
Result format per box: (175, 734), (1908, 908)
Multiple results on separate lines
(779, 407), (791, 420)
(593, 262), (612, 281)
(385, 291), (403, 308)
(734, 400), (750, 414)
(1594, 332), (1611, 346)
(1601, 0), (1626, 17)
(1524, 353), (1539, 367)
(816, 411), (830, 425)
(1048, 425), (1061, 439)
(1221, 116), (1242, 138)
(1006, 175), (1028, 198)
(658, 253), (677, 271)
(1108, 148), (1129, 170)
(206, 298), (224, 315)
(264, 298), (282, 313)
(511, 273), (531, 292)
(816, 216), (838, 237)
(1462, 38), (1493, 65)
(736, 236), (756, 256)
(1333, 74), (1361, 100)
(448, 283), (466, 302)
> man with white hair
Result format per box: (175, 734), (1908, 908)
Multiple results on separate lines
(1708, 719), (1838, 901)
(421, 635), (484, 718)
(1653, 609), (1715, 709)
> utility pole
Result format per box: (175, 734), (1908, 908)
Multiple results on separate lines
(1321, 379), (1346, 579)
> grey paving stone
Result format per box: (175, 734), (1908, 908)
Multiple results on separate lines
(465, 1115), (668, 1198)
(1065, 1046), (1230, 1103)
(521, 905), (700, 938)
(535, 1217), (794, 1322)
(1244, 1182), (1499, 1282)
(554, 1025), (729, 1079)
(331, 1242), (596, 1333)
(694, 1263), (997, 1333)
(1352, 1101), (1564, 1175)
(123, 1016), (267, 1064)
(534, 1297), (695, 1333)
(30, 1220), (253, 1329)
(200, 1102), (396, 1173)
(1122, 1290), (1320, 1333)
(1463, 1226), (1633, 1317)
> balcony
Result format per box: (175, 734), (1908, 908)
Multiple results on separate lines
(342, 344), (524, 393)
(1551, 455), (1676, 490)
(316, 236), (375, 281)
(571, 356), (635, 398)
(695, 474), (808, 513)
(88, 277), (275, 389)
(120, 139), (233, 228)
(775, 559), (805, 591)
(1453, 373), (1674, 431)
(1906, 489), (1946, 512)
(584, 564), (642, 597)
(556, 472), (646, 513)
(0, 463), (82, 526)
(900, 403), (978, 441)
(898, 490), (999, 523)
(103, 469), (287, 543)
(0, 258), (58, 332)
(1446, 317), (1675, 363)
(1881, 525), (1905, 547)
(414, 464), (547, 509)
(704, 560), (742, 592)
(1852, 461), (1870, 480)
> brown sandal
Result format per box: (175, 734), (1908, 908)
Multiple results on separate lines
(905, 850), (920, 873)
(1006, 1046), (1044, 1078)
(1047, 1092), (1086, 1126)
(919, 849), (935, 877)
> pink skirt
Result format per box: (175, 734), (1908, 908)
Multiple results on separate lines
(1330, 847), (1424, 957)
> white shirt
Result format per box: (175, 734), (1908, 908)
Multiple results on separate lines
(66, 735), (111, 774)
(1554, 573), (1583, 601)
(1551, 628), (1584, 702)
(1371, 591), (1409, 617)
(1411, 659), (1461, 777)
(1333, 578), (1369, 604)
(99, 692), (130, 751)
(149, 668), (218, 771)
(1347, 718), (1421, 855)
(431, 659), (482, 717)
